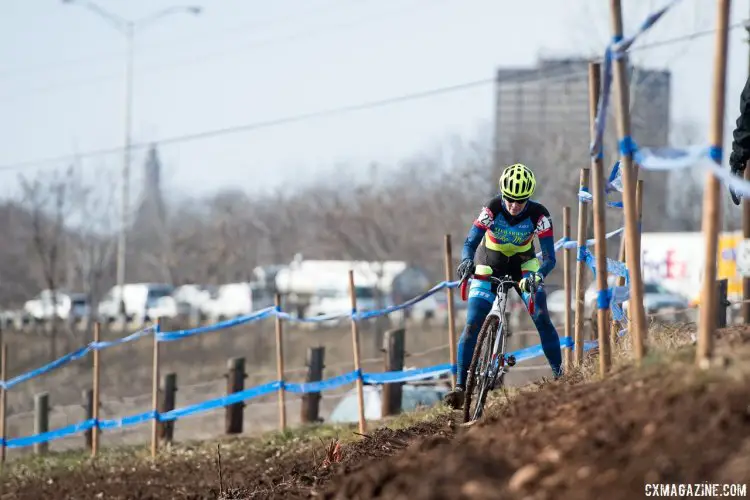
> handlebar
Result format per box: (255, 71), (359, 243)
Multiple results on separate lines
(458, 272), (538, 315)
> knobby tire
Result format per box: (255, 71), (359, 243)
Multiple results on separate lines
(463, 314), (501, 423)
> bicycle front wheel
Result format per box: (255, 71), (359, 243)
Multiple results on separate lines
(463, 314), (503, 423)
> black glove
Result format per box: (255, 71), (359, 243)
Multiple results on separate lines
(730, 160), (745, 206)
(457, 259), (475, 280)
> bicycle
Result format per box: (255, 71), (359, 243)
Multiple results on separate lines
(458, 271), (538, 423)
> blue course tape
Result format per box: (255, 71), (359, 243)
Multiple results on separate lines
(2, 345), (93, 390)
(708, 145), (722, 164)
(4, 330), (596, 449)
(286, 370), (361, 394)
(363, 364), (453, 384)
(5, 419), (97, 449)
(160, 382), (281, 422)
(597, 289), (612, 310)
(99, 410), (158, 430)
(357, 281), (451, 320)
(93, 326), (154, 350)
(156, 307), (276, 341)
(619, 136), (637, 156)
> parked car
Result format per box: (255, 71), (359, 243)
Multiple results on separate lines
(199, 282), (273, 322)
(582, 279), (689, 319)
(98, 283), (178, 322)
(328, 383), (449, 423)
(24, 290), (89, 322)
(172, 284), (214, 317)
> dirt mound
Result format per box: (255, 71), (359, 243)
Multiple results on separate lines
(5, 326), (750, 499)
(1, 418), (453, 500)
(320, 335), (750, 499)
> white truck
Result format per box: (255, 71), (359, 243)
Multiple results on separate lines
(273, 259), (432, 319)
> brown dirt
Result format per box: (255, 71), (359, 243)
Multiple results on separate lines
(4, 326), (750, 499)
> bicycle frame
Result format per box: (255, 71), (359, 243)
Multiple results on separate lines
(481, 276), (525, 377)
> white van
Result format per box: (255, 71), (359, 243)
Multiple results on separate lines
(97, 283), (178, 322)
(199, 282), (273, 322)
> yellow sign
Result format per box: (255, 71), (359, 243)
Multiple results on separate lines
(718, 232), (743, 299)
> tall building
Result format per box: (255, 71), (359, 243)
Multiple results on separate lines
(493, 57), (671, 231)
(134, 143), (165, 230)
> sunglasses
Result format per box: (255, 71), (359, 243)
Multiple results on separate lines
(502, 196), (529, 204)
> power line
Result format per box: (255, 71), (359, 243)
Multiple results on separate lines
(0, 21), (743, 172)
(628, 20), (748, 53)
(0, 0), (445, 101)
(0, 0), (356, 78)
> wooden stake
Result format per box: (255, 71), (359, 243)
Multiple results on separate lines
(609, 0), (648, 363)
(573, 167), (591, 364)
(348, 270), (366, 434)
(274, 293), (287, 431)
(589, 61), (612, 376)
(444, 234), (458, 388)
(697, 0), (731, 365)
(151, 319), (161, 458)
(562, 206), (573, 366)
(0, 343), (6, 466)
(613, 180), (644, 338)
(92, 322), (101, 457)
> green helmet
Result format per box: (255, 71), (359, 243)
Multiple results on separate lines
(499, 163), (536, 201)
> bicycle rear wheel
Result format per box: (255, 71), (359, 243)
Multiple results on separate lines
(463, 314), (505, 423)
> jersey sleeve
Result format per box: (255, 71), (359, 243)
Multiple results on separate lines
(472, 197), (503, 230)
(534, 206), (556, 277)
(534, 207), (553, 239)
(462, 198), (500, 261)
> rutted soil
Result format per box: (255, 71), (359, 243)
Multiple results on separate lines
(4, 326), (750, 499)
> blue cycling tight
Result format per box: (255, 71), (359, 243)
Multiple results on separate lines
(456, 286), (562, 388)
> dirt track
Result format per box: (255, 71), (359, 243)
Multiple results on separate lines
(4, 325), (750, 499)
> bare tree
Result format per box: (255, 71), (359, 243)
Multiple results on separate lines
(68, 169), (118, 341)
(18, 165), (87, 357)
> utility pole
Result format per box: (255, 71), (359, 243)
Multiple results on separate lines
(63, 1), (202, 315)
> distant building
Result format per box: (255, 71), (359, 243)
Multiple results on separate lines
(493, 57), (671, 231)
(134, 143), (165, 230)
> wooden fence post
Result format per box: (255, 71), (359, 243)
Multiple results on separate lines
(562, 206), (573, 371)
(83, 388), (93, 451)
(716, 279), (729, 329)
(444, 234), (458, 388)
(697, 0), (731, 366)
(589, 61), (612, 376)
(0, 343), (7, 466)
(300, 347), (325, 424)
(348, 270), (367, 434)
(225, 357), (246, 434)
(574, 167), (591, 365)
(274, 294), (287, 431)
(150, 322), (160, 458)
(92, 322), (101, 457)
(34, 392), (49, 455)
(381, 328), (405, 417)
(609, 0), (649, 364)
(159, 372), (177, 444)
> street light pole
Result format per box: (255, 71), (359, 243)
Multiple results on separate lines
(117, 22), (134, 315)
(63, 1), (201, 316)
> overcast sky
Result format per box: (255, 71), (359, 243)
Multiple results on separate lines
(1, 0), (749, 201)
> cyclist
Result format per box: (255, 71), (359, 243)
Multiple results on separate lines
(444, 163), (563, 409)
